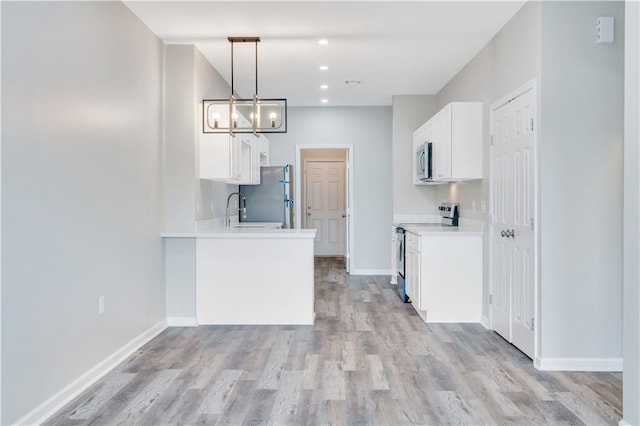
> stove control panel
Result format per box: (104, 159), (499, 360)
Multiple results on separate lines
(438, 202), (459, 226)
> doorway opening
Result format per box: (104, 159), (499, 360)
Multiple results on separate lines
(296, 145), (353, 273)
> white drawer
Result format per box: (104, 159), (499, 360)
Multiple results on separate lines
(406, 232), (421, 252)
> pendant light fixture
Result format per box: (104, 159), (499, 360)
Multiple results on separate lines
(202, 37), (287, 134)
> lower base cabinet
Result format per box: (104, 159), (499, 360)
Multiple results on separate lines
(406, 230), (482, 323)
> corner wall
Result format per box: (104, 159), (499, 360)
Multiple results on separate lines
(1, 2), (165, 423)
(391, 95), (438, 218)
(164, 45), (238, 321)
(539, 1), (624, 365)
(164, 45), (238, 232)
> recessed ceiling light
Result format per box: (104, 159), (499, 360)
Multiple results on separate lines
(321, 99), (329, 104)
(319, 65), (329, 71)
(320, 84), (329, 90)
(318, 39), (329, 45)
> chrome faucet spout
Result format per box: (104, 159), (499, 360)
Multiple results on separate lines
(226, 192), (247, 227)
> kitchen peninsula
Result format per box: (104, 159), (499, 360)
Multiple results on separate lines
(162, 225), (317, 325)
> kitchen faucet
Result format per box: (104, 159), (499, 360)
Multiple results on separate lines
(226, 192), (247, 227)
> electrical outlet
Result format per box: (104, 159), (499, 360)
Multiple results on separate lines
(98, 296), (105, 316)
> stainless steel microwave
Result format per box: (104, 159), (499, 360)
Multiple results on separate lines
(416, 142), (433, 181)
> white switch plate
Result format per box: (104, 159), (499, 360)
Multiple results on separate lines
(596, 17), (614, 44)
(98, 296), (105, 316)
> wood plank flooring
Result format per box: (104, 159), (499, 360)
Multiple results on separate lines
(46, 257), (622, 425)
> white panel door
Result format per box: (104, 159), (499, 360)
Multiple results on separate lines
(491, 87), (535, 359)
(305, 161), (346, 256)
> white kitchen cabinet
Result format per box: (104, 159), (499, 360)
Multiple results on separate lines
(405, 232), (422, 308)
(200, 127), (268, 185)
(431, 102), (482, 181)
(412, 102), (482, 184)
(199, 133), (241, 181)
(406, 230), (482, 322)
(228, 135), (254, 185)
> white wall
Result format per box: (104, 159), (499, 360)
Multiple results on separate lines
(164, 45), (238, 231)
(430, 2), (542, 321)
(539, 1), (624, 363)
(268, 107), (392, 272)
(391, 95), (438, 217)
(2, 2), (165, 423)
(623, 0), (640, 423)
(164, 45), (238, 321)
(435, 1), (541, 214)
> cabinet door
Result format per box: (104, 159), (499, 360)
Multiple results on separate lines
(433, 106), (452, 180)
(405, 249), (415, 301)
(200, 133), (232, 180)
(229, 135), (242, 181)
(258, 135), (270, 166)
(407, 247), (421, 309)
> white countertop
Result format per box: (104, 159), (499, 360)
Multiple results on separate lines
(162, 226), (317, 239)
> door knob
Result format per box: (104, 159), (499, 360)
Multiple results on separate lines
(307, 212), (311, 216)
(342, 214), (346, 218)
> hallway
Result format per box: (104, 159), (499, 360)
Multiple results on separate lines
(46, 257), (622, 425)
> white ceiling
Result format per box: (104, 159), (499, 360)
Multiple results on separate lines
(124, 1), (526, 106)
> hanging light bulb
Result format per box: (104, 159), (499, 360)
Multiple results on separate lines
(232, 112), (239, 129)
(212, 112), (221, 129)
(269, 112), (277, 128)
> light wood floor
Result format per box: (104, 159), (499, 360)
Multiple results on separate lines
(46, 257), (622, 425)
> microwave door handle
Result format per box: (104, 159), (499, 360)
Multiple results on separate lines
(419, 150), (425, 171)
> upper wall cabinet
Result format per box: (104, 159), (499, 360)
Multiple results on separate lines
(433, 102), (482, 181)
(413, 102), (482, 185)
(199, 125), (270, 185)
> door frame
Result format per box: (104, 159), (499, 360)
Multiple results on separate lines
(489, 78), (540, 363)
(296, 144), (354, 273)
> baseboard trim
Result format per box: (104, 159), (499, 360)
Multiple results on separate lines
(16, 319), (167, 426)
(350, 269), (392, 276)
(480, 315), (491, 329)
(167, 316), (198, 327)
(536, 357), (623, 372)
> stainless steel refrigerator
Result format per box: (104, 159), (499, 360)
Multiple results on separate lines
(239, 165), (294, 228)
